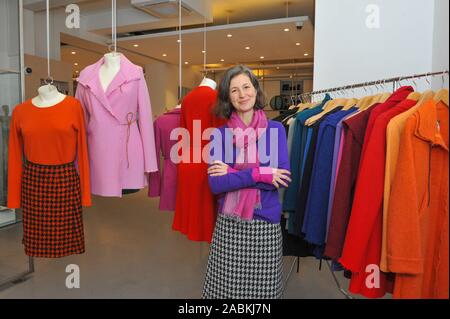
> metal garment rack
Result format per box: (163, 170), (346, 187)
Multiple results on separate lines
(283, 70), (449, 299)
(293, 70), (449, 103)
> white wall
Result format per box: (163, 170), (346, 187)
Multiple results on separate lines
(31, 7), (110, 61)
(23, 9), (35, 56)
(145, 61), (203, 119)
(432, 0), (449, 90)
(314, 0), (443, 97)
(0, 0), (10, 70)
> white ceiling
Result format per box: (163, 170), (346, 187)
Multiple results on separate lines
(212, 0), (315, 25)
(118, 17), (314, 67)
(52, 0), (315, 77)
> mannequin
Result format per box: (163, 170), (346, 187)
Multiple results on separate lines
(199, 77), (217, 90)
(32, 83), (66, 108)
(100, 52), (121, 92)
(100, 52), (139, 196)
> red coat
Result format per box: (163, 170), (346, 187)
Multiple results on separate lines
(172, 86), (226, 242)
(339, 87), (414, 298)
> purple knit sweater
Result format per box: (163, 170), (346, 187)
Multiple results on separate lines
(208, 120), (290, 224)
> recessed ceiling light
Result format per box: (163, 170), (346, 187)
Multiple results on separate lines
(74, 63), (78, 66)
(284, 28), (290, 32)
(184, 61), (189, 65)
(75, 70), (79, 73)
(202, 50), (206, 54)
(133, 44), (139, 47)
(220, 59), (225, 62)
(260, 56), (265, 59)
(227, 34), (233, 38)
(71, 51), (76, 55)
(304, 53), (309, 56)
(276, 67), (280, 70)
(296, 43), (301, 46)
(162, 54), (167, 57)
(245, 46), (251, 50)
(177, 39), (181, 43)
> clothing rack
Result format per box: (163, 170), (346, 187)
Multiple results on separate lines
(291, 70), (449, 103)
(283, 69), (448, 299)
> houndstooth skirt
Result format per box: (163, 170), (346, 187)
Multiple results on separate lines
(21, 161), (85, 258)
(202, 214), (283, 299)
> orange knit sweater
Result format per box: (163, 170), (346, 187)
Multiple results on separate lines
(7, 96), (91, 208)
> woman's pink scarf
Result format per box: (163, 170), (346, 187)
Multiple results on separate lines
(221, 109), (268, 220)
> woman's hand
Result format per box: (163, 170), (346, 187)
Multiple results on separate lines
(272, 169), (292, 188)
(208, 160), (230, 177)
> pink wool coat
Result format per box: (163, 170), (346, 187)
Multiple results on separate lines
(75, 54), (158, 197)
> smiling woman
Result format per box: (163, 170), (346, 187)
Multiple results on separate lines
(202, 65), (292, 299)
(215, 65), (266, 120)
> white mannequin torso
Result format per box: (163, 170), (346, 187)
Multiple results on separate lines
(99, 53), (121, 92)
(32, 84), (66, 108)
(199, 77), (217, 90)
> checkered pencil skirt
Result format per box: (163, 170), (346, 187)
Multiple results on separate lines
(202, 214), (283, 299)
(21, 161), (85, 258)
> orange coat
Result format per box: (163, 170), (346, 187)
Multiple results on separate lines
(387, 100), (448, 299)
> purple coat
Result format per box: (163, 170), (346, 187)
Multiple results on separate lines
(75, 54), (158, 197)
(148, 108), (181, 211)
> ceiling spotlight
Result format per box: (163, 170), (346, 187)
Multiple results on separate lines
(133, 44), (139, 47)
(245, 46), (251, 50)
(162, 54), (167, 57)
(284, 28), (290, 32)
(202, 50), (206, 54)
(71, 51), (76, 55)
(227, 34), (233, 38)
(74, 63), (78, 66)
(184, 61), (189, 65)
(260, 56), (265, 59)
(276, 67), (280, 70)
(75, 70), (79, 73)
(296, 43), (301, 46)
(304, 53), (309, 56)
(220, 59), (225, 62)
(177, 39), (181, 43)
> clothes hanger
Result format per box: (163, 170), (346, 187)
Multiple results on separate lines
(411, 75), (435, 107)
(406, 76), (421, 101)
(434, 89), (449, 106)
(376, 79), (392, 103)
(295, 94), (308, 112)
(368, 81), (381, 104)
(323, 89), (347, 111)
(354, 83), (373, 110)
(341, 86), (358, 110)
(305, 92), (346, 126)
(434, 71), (449, 106)
(297, 93), (317, 113)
